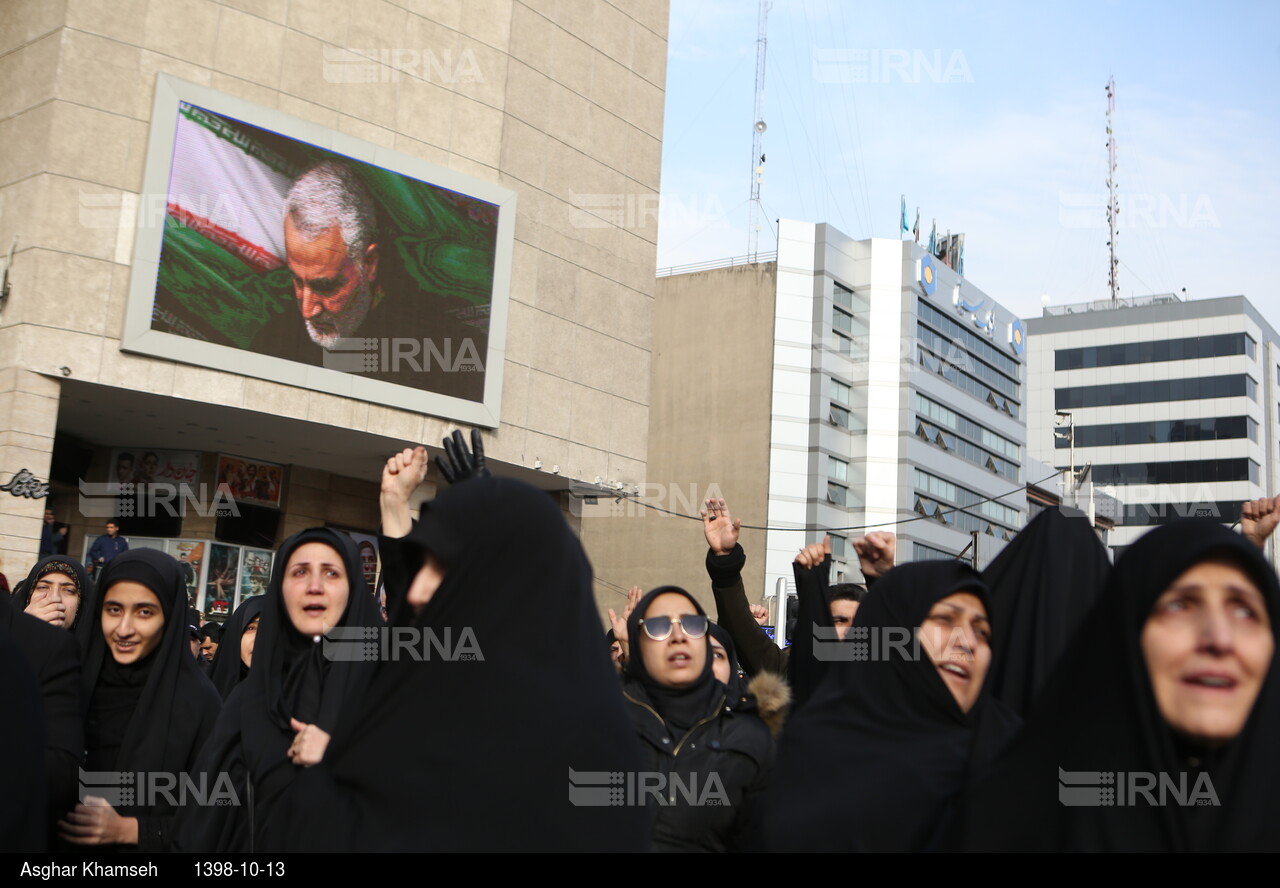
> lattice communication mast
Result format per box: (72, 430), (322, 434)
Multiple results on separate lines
(1106, 77), (1119, 305)
(748, 0), (770, 259)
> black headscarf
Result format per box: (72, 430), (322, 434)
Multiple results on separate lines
(280, 477), (648, 852)
(15, 557), (96, 651)
(80, 549), (221, 849)
(981, 508), (1112, 717)
(963, 520), (1280, 851)
(709, 622), (751, 708)
(624, 586), (722, 733)
(761, 561), (1020, 851)
(208, 596), (265, 700)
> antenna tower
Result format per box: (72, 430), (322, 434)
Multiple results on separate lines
(1106, 77), (1119, 305)
(748, 0), (770, 259)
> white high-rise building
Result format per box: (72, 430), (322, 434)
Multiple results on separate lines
(586, 219), (1030, 614)
(762, 220), (1029, 584)
(1025, 294), (1279, 562)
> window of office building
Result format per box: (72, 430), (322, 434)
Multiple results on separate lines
(1056, 375), (1256, 409)
(828, 455), (848, 482)
(918, 347), (1020, 418)
(830, 534), (848, 559)
(917, 298), (1021, 379)
(1058, 416), (1256, 448)
(914, 468), (1020, 531)
(831, 378), (851, 405)
(1055, 333), (1255, 371)
(917, 324), (1020, 401)
(913, 542), (957, 562)
(1084, 458), (1259, 485)
(914, 392), (1022, 461)
(833, 306), (854, 335)
(827, 482), (848, 506)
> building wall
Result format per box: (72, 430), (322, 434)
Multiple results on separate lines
(1026, 296), (1276, 562)
(0, 0), (669, 580)
(581, 262), (777, 616)
(763, 221), (1027, 596)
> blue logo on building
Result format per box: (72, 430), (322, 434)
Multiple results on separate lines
(920, 254), (936, 295)
(1008, 318), (1026, 355)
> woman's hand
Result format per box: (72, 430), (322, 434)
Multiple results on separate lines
(24, 589), (66, 625)
(607, 586), (643, 661)
(702, 498), (742, 555)
(794, 535), (831, 569)
(289, 718), (331, 767)
(58, 797), (138, 845)
(853, 531), (896, 578)
(381, 446), (428, 539)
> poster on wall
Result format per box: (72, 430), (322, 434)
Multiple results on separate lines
(204, 543), (241, 621)
(108, 449), (202, 489)
(166, 540), (205, 604)
(217, 455), (284, 508)
(343, 531), (381, 594)
(122, 75), (516, 426)
(240, 548), (274, 604)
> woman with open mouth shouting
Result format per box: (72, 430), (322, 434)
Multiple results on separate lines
(761, 560), (1020, 852)
(173, 528), (380, 852)
(963, 519), (1280, 852)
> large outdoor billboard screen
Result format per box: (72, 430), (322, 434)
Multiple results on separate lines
(124, 75), (515, 425)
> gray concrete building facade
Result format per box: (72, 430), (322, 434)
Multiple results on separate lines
(1026, 294), (1279, 563)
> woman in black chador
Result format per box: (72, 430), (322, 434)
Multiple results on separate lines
(279, 431), (649, 852)
(208, 595), (266, 701)
(980, 507), (1112, 717)
(761, 561), (1020, 851)
(963, 519), (1280, 851)
(59, 549), (220, 852)
(173, 528), (379, 852)
(14, 556), (96, 652)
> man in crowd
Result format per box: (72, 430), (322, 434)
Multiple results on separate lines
(86, 521), (128, 578)
(39, 510), (69, 557)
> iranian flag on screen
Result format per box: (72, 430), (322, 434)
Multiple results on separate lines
(166, 103), (299, 272)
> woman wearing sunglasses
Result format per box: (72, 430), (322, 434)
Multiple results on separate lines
(623, 586), (773, 852)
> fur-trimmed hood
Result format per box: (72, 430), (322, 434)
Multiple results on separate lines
(747, 670), (791, 737)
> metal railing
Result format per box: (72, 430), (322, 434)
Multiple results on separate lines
(656, 251), (777, 278)
(1042, 292), (1182, 316)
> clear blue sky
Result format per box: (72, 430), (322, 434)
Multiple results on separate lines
(658, 0), (1280, 324)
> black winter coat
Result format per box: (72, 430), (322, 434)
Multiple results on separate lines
(623, 678), (772, 852)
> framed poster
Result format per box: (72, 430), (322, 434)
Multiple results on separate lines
(166, 539), (205, 604)
(216, 455), (283, 508)
(239, 548), (274, 604)
(204, 543), (241, 621)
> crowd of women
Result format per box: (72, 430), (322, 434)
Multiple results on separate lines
(3, 428), (1280, 852)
